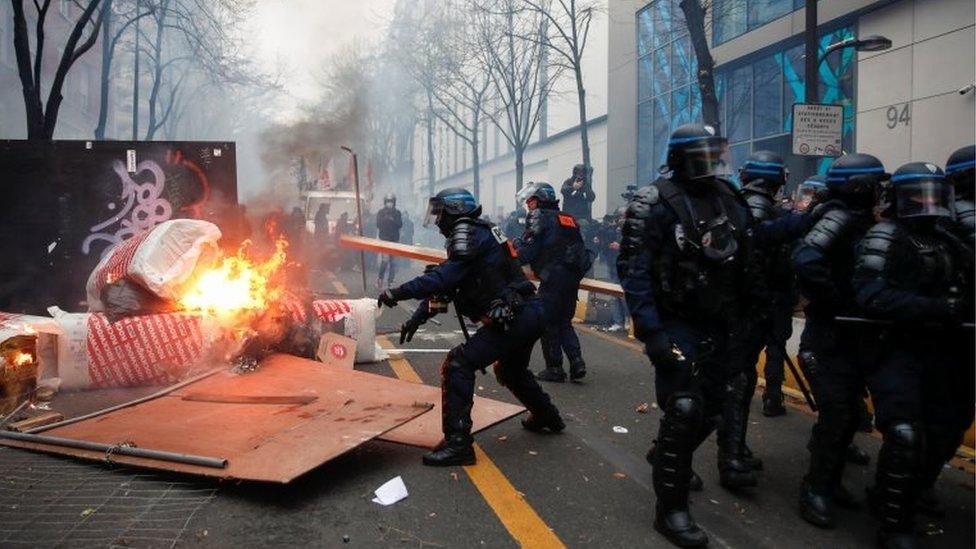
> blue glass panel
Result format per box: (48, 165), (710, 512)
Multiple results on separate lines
(753, 55), (783, 137)
(638, 56), (653, 102)
(727, 64), (751, 143)
(637, 8), (654, 58)
(652, 0), (671, 49)
(729, 142), (752, 186)
(749, 0), (792, 29)
(713, 0), (746, 45)
(780, 44), (804, 130)
(690, 83), (702, 123)
(672, 85), (692, 128)
(653, 45), (671, 95)
(672, 35), (693, 88)
(652, 96), (672, 175)
(671, 0), (688, 36)
(637, 101), (654, 185)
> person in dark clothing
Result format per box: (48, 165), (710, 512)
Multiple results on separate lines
(335, 212), (355, 272)
(376, 193), (403, 288)
(503, 206), (526, 240)
(516, 182), (592, 382)
(946, 145), (975, 240)
(619, 123), (757, 547)
(595, 208), (627, 331)
(852, 161), (973, 549)
(377, 187), (564, 467)
(401, 210), (415, 245)
(793, 153), (888, 530)
(561, 164), (596, 220)
(312, 203), (331, 273)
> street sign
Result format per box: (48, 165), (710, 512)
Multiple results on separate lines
(792, 103), (844, 157)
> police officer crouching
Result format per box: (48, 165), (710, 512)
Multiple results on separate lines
(515, 182), (592, 382)
(793, 153), (887, 528)
(378, 188), (565, 467)
(852, 162), (974, 548)
(618, 123), (752, 547)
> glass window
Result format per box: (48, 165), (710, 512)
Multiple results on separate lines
(637, 101), (654, 185)
(729, 142), (751, 186)
(748, 0), (792, 29)
(753, 55), (782, 138)
(637, 8), (654, 58)
(638, 57), (653, 102)
(713, 0), (747, 44)
(727, 65), (751, 143)
(652, 98), (672, 176)
(670, 0), (688, 37)
(653, 45), (671, 95)
(671, 35), (693, 88)
(651, 0), (671, 49)
(671, 86), (692, 128)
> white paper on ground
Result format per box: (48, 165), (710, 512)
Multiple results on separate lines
(372, 476), (408, 506)
(612, 426), (629, 434)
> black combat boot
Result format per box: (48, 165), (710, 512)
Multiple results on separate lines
(717, 374), (758, 490)
(535, 366), (567, 382)
(423, 433), (475, 466)
(874, 423), (921, 549)
(521, 406), (566, 433)
(799, 480), (835, 527)
(742, 444), (763, 471)
(762, 391), (786, 417)
(646, 446), (704, 492)
(569, 358), (587, 381)
(652, 396), (708, 548)
(424, 354), (477, 467)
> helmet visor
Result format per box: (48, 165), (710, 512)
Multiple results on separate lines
(895, 180), (954, 219)
(681, 138), (730, 180)
(515, 183), (537, 210)
(423, 198), (444, 228)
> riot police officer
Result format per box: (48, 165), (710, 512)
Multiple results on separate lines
(376, 193), (403, 289)
(793, 153), (887, 528)
(618, 123), (752, 547)
(852, 161), (974, 548)
(793, 175), (828, 212)
(946, 145), (975, 239)
(378, 188), (565, 466)
(516, 182), (592, 382)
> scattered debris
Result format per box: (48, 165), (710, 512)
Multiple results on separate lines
(80, 507), (96, 517)
(7, 411), (64, 432)
(925, 524), (944, 536)
(231, 354), (260, 374)
(635, 402), (649, 414)
(342, 534), (351, 543)
(450, 472), (459, 482)
(651, 402), (659, 409)
(195, 530), (209, 541)
(612, 426), (629, 434)
(612, 472), (627, 479)
(372, 476), (409, 506)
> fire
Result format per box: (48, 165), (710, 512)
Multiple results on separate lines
(180, 239), (288, 321)
(11, 352), (32, 366)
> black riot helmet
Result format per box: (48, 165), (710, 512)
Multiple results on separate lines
(825, 153), (888, 212)
(424, 187), (481, 236)
(383, 193), (396, 207)
(945, 145), (975, 201)
(739, 150), (788, 192)
(526, 182), (559, 209)
(665, 123), (730, 183)
(890, 162), (955, 221)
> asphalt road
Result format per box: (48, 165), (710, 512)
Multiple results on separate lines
(1, 263), (973, 548)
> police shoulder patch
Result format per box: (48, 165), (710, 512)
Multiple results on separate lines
(557, 213), (578, 228)
(490, 225), (507, 244)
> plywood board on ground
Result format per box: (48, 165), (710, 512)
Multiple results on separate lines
(0, 354), (435, 483)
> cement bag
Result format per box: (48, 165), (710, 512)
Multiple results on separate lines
(86, 220), (222, 312)
(312, 298), (382, 363)
(48, 307), (224, 390)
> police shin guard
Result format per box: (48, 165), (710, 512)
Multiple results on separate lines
(874, 422), (922, 549)
(652, 394), (709, 548)
(717, 373), (758, 490)
(423, 353), (476, 467)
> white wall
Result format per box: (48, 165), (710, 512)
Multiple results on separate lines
(855, 0), (976, 169)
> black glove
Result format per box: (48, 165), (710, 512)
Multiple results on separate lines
(644, 330), (685, 368)
(400, 317), (423, 344)
(487, 299), (514, 329)
(377, 289), (399, 309)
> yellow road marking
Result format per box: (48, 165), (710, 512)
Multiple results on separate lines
(376, 335), (566, 548)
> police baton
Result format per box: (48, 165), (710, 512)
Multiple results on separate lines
(775, 342), (818, 413)
(835, 316), (976, 329)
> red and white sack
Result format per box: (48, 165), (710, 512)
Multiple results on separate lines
(86, 220), (222, 312)
(48, 307), (224, 390)
(311, 298), (382, 363)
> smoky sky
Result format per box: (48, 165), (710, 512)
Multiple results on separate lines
(249, 0), (398, 116)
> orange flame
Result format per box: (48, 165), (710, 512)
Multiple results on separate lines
(180, 239), (288, 321)
(12, 352), (32, 366)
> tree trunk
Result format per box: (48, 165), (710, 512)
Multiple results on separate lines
(514, 147), (525, 192)
(94, 5), (113, 140)
(11, 1), (45, 138)
(574, 61), (592, 219)
(471, 133), (480, 200)
(425, 89), (436, 196)
(132, 14), (140, 140)
(145, 9), (166, 140)
(680, 0), (720, 132)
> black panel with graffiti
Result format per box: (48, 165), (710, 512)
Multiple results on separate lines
(0, 140), (238, 314)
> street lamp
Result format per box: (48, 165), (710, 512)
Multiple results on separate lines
(818, 34), (892, 66)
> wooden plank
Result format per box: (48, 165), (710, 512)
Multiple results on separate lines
(7, 411), (64, 432)
(0, 355), (434, 483)
(339, 235), (625, 297)
(180, 393), (318, 405)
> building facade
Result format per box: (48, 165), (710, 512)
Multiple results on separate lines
(607, 0), (975, 199)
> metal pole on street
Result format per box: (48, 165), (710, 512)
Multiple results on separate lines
(342, 146), (369, 295)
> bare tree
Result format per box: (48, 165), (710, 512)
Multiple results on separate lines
(680, 0), (720, 131)
(517, 0), (599, 210)
(93, 0), (153, 139)
(11, 0), (106, 139)
(475, 0), (562, 191)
